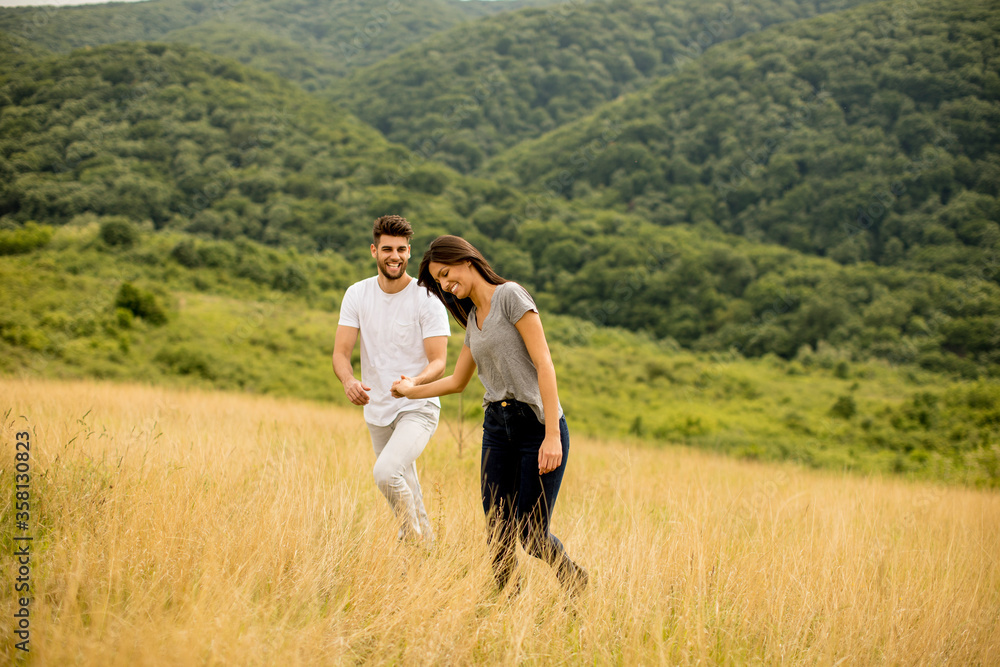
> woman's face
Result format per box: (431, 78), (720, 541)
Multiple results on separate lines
(428, 261), (476, 299)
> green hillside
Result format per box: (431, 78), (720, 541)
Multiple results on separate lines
(509, 216), (1000, 375)
(2, 223), (997, 486)
(0, 0), (551, 89)
(331, 0), (876, 172)
(485, 0), (1000, 281)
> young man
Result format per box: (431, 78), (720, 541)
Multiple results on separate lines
(332, 215), (450, 542)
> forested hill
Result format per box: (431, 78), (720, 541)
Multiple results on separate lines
(0, 25), (47, 66)
(0, 41), (481, 252)
(330, 0), (876, 172)
(2, 30), (999, 376)
(484, 0), (1000, 284)
(0, 0), (552, 88)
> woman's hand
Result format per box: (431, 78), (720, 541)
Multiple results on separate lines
(391, 375), (415, 399)
(538, 433), (563, 474)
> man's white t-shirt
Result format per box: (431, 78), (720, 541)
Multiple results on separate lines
(338, 275), (451, 426)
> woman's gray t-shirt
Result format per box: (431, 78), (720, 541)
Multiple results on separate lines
(464, 282), (562, 425)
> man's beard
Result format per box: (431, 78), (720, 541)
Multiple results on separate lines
(378, 257), (408, 280)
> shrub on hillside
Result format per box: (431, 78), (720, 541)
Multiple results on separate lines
(273, 264), (309, 293)
(197, 243), (236, 268)
(236, 256), (272, 284)
(830, 395), (857, 420)
(154, 345), (216, 380)
(0, 222), (53, 255)
(114, 283), (168, 325)
(171, 240), (202, 267)
(99, 218), (139, 248)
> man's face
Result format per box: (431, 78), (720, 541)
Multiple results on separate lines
(371, 235), (410, 281)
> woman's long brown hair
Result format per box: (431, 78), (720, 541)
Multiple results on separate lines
(417, 235), (507, 329)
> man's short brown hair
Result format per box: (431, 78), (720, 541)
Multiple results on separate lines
(372, 215), (413, 245)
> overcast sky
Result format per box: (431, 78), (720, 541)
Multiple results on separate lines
(0, 0), (150, 6)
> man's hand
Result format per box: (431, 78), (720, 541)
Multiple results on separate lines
(344, 378), (371, 406)
(391, 376), (415, 399)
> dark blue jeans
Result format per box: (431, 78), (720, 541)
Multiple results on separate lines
(481, 399), (581, 590)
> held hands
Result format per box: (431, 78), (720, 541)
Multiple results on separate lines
(344, 378), (371, 406)
(538, 433), (562, 475)
(391, 375), (415, 399)
(345, 375), (415, 403)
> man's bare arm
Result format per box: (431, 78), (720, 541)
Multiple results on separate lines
(332, 325), (370, 406)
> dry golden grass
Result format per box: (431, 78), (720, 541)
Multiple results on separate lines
(1, 376), (998, 665)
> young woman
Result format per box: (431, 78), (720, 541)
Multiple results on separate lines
(390, 235), (588, 594)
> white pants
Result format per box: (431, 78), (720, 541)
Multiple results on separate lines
(367, 405), (438, 540)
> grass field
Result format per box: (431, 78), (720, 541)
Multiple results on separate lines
(2, 376), (998, 665)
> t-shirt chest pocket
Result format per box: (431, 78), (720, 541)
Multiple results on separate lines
(389, 317), (418, 349)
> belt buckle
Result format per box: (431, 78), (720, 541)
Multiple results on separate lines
(501, 401), (508, 407)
